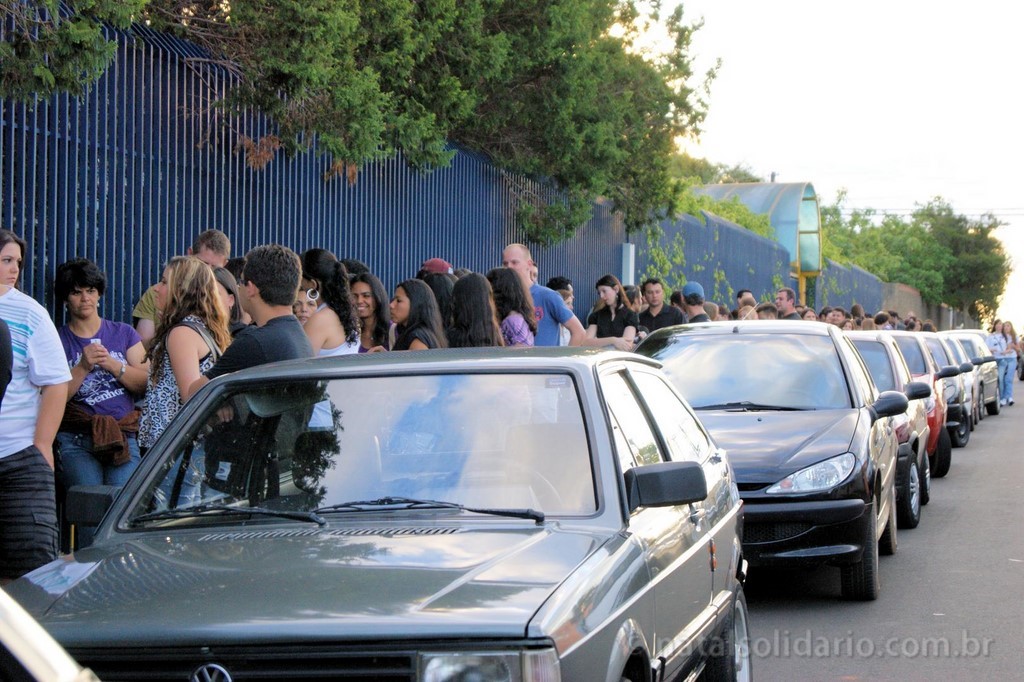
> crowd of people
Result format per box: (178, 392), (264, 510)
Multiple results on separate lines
(0, 227), (1019, 582)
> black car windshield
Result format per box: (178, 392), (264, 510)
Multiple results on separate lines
(127, 373), (595, 526)
(647, 332), (851, 410)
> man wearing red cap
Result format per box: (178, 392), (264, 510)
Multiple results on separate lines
(418, 258), (454, 277)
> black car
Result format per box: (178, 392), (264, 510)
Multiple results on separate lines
(638, 321), (908, 600)
(848, 331), (933, 528)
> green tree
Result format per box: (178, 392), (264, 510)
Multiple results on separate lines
(1, 0), (146, 99)
(819, 193), (1006, 313)
(2, 0), (716, 246)
(912, 199), (1008, 319)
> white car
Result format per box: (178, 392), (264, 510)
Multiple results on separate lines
(0, 589), (100, 682)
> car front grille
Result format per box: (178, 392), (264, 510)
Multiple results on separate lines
(743, 522), (812, 544)
(69, 645), (417, 681)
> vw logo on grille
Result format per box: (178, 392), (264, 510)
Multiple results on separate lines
(191, 663), (233, 682)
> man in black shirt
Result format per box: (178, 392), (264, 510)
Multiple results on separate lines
(775, 287), (802, 320)
(683, 281), (711, 323)
(187, 244), (312, 398)
(638, 278), (684, 332)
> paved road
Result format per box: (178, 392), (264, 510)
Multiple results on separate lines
(743, 406), (1024, 680)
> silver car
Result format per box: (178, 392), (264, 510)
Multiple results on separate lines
(5, 350), (749, 682)
(944, 330), (1001, 418)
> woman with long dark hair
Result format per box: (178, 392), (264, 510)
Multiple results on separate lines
(582, 273), (638, 351)
(213, 267), (248, 337)
(300, 248), (360, 356)
(349, 272), (391, 352)
(447, 273), (503, 348)
(139, 256), (231, 449)
(421, 272), (455, 329)
(390, 279), (447, 351)
(486, 267), (535, 347)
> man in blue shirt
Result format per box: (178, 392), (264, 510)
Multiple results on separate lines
(502, 244), (584, 347)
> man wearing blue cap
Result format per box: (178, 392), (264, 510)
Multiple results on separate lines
(682, 281), (711, 323)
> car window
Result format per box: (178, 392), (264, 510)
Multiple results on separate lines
(128, 373), (597, 523)
(843, 337), (877, 402)
(894, 336), (927, 375)
(852, 339), (897, 392)
(956, 336), (982, 358)
(925, 337), (951, 367)
(602, 371), (665, 471)
(630, 370), (712, 463)
(945, 339), (967, 364)
(648, 332), (851, 410)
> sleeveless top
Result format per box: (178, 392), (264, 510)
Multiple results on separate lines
(139, 317), (217, 448)
(319, 339), (359, 357)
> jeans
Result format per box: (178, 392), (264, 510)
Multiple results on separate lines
(1001, 356), (1017, 403)
(56, 431), (141, 548)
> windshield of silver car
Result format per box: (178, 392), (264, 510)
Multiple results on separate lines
(127, 373), (596, 525)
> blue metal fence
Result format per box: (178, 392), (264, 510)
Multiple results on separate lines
(813, 259), (883, 315)
(2, 19), (829, 324)
(636, 211), (794, 305)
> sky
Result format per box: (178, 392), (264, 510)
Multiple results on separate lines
(669, 0), (1024, 324)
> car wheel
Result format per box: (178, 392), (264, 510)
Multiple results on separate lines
(986, 389), (1001, 416)
(975, 389), (984, 423)
(702, 587), (752, 682)
(897, 452), (921, 529)
(932, 428), (953, 478)
(841, 501), (880, 601)
(950, 413), (970, 448)
(972, 397), (979, 427)
(919, 448), (931, 506)
(879, 485), (897, 556)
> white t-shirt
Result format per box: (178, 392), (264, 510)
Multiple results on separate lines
(0, 288), (72, 458)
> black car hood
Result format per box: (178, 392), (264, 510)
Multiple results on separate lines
(5, 523), (611, 647)
(696, 409), (861, 484)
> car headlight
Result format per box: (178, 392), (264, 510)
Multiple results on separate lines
(420, 649), (560, 682)
(766, 453), (856, 494)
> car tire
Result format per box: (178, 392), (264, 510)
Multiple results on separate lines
(932, 428), (953, 478)
(975, 389), (984, 423)
(702, 587), (752, 682)
(897, 452), (921, 529)
(950, 413), (970, 448)
(919, 448), (931, 506)
(879, 485), (898, 556)
(986, 389), (1001, 416)
(971, 397), (979, 428)
(841, 501), (880, 601)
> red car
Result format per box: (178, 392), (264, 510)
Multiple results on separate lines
(887, 331), (958, 478)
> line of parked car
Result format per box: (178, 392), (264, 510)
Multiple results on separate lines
(1, 322), (1005, 682)
(636, 321), (1003, 604)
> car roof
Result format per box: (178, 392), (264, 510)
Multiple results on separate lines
(644, 319), (837, 342)
(208, 347), (661, 386)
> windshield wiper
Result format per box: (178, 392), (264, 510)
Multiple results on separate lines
(131, 503), (326, 527)
(315, 496), (545, 524)
(696, 401), (810, 411)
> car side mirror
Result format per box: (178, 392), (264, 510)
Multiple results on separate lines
(959, 362), (973, 374)
(904, 381), (932, 401)
(66, 485), (121, 528)
(624, 461), (708, 513)
(935, 365), (959, 380)
(870, 390), (909, 422)
(977, 355), (997, 365)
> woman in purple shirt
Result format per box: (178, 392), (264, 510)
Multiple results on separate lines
(55, 259), (149, 543)
(487, 267), (536, 347)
